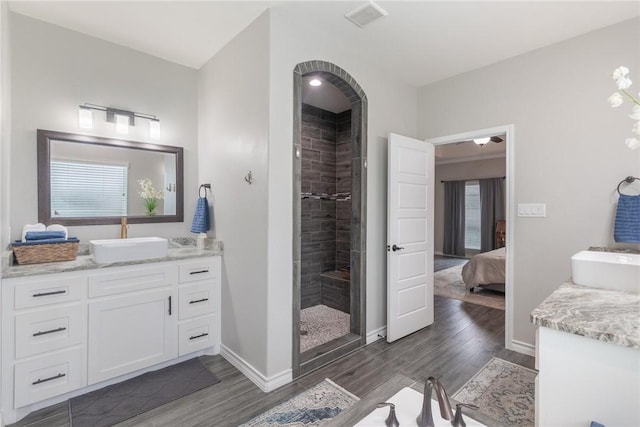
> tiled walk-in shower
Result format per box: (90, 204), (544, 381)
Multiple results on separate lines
(300, 103), (352, 352)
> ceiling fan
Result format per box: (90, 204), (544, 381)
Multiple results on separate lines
(456, 136), (504, 146)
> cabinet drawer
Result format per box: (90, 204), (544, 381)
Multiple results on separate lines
(15, 305), (84, 359)
(178, 259), (217, 284)
(179, 283), (215, 320)
(13, 276), (84, 310)
(179, 316), (215, 356)
(88, 264), (178, 298)
(14, 347), (84, 408)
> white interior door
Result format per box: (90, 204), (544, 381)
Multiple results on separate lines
(387, 133), (434, 342)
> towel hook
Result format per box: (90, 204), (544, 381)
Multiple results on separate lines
(199, 183), (211, 198)
(244, 171), (253, 185)
(617, 176), (640, 195)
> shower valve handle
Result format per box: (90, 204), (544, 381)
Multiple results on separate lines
(392, 244), (404, 252)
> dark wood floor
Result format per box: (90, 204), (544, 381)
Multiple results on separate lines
(434, 255), (468, 272)
(11, 296), (534, 427)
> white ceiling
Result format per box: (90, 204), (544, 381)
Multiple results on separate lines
(8, 1), (640, 87)
(302, 75), (352, 113)
(435, 137), (506, 165)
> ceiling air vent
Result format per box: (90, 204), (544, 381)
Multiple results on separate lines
(345, 1), (388, 28)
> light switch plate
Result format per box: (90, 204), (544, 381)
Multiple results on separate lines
(518, 203), (546, 217)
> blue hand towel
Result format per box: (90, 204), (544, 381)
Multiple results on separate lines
(614, 194), (640, 243)
(191, 197), (210, 233)
(25, 230), (67, 241)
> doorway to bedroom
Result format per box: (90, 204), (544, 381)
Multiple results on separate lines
(431, 130), (509, 312)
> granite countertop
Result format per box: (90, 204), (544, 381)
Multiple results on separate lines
(2, 238), (223, 279)
(531, 281), (640, 349)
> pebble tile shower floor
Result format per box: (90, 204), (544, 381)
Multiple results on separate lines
(300, 305), (350, 353)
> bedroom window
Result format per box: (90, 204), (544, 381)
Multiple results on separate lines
(465, 180), (481, 250)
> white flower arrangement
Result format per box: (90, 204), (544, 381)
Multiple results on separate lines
(138, 178), (164, 215)
(608, 66), (640, 150)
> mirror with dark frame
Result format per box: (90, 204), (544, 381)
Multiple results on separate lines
(37, 129), (184, 225)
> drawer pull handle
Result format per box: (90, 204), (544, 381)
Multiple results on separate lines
(168, 296), (172, 316)
(189, 298), (209, 304)
(33, 327), (67, 337)
(33, 290), (66, 298)
(189, 332), (209, 340)
(32, 373), (66, 385)
(189, 269), (209, 275)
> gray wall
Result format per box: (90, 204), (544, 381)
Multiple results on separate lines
(197, 11), (270, 375)
(10, 13), (198, 241)
(419, 18), (640, 348)
(266, 8), (418, 377)
(0, 2), (11, 248)
(434, 157), (506, 255)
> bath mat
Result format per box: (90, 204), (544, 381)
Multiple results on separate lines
(240, 379), (359, 426)
(434, 265), (505, 310)
(452, 357), (536, 426)
(69, 358), (220, 427)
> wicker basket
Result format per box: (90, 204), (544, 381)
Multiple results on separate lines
(12, 241), (79, 265)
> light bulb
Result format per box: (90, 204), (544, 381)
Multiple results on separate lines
(309, 79), (322, 87)
(78, 107), (93, 129)
(473, 137), (490, 146)
(149, 120), (161, 139)
(115, 114), (129, 134)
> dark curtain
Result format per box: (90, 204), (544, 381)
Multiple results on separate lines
(443, 180), (466, 256)
(479, 177), (505, 252)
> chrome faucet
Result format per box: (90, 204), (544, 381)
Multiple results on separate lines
(417, 376), (454, 427)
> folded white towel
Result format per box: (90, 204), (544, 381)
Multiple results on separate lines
(46, 224), (68, 240)
(21, 223), (46, 242)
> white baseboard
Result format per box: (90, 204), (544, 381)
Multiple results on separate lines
(366, 326), (387, 344)
(508, 339), (536, 357)
(220, 344), (292, 392)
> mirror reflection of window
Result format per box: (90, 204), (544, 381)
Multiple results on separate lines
(51, 160), (128, 217)
(50, 139), (176, 217)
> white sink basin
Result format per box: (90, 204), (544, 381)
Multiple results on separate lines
(355, 387), (486, 427)
(571, 250), (640, 293)
(90, 237), (168, 264)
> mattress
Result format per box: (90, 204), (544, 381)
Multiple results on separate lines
(461, 247), (506, 291)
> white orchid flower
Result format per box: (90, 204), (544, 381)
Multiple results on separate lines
(616, 76), (633, 90)
(625, 137), (640, 150)
(612, 66), (629, 80)
(630, 105), (640, 120)
(608, 92), (624, 107)
(633, 121), (640, 136)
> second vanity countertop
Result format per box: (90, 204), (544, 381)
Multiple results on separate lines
(531, 281), (640, 349)
(2, 238), (223, 279)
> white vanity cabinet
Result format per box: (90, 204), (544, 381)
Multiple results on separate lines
(1, 255), (221, 424)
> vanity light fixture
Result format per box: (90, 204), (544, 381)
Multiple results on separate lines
(77, 103), (161, 138)
(309, 79), (322, 87)
(78, 106), (93, 129)
(473, 137), (490, 146)
(149, 119), (161, 139)
(115, 114), (129, 134)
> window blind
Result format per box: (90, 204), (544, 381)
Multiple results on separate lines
(464, 181), (481, 250)
(50, 160), (128, 217)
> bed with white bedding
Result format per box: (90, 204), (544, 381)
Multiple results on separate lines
(461, 247), (506, 292)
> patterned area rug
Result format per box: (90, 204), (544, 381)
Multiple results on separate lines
(300, 305), (350, 353)
(240, 379), (359, 426)
(69, 358), (219, 427)
(434, 265), (505, 310)
(452, 357), (536, 427)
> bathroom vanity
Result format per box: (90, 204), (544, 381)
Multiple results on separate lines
(531, 282), (640, 427)
(0, 243), (222, 424)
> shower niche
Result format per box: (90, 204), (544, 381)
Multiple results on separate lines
(293, 61), (367, 377)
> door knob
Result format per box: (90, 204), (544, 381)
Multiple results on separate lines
(392, 244), (404, 252)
